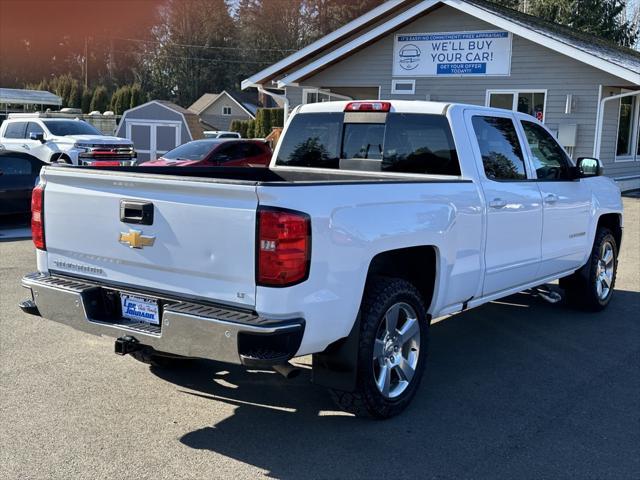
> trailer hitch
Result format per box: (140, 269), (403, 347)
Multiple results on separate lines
(114, 335), (143, 356)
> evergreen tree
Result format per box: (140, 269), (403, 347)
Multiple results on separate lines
(90, 86), (109, 113)
(81, 87), (93, 113)
(68, 80), (81, 109)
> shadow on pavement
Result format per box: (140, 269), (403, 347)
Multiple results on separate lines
(0, 214), (31, 241)
(151, 289), (640, 479)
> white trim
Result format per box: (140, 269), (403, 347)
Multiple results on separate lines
(213, 91), (256, 118)
(275, 0), (640, 88)
(240, 0), (408, 90)
(485, 89), (548, 122)
(614, 92), (639, 162)
(594, 90), (640, 160)
(391, 79), (416, 95)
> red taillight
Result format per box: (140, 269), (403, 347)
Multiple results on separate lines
(31, 184), (45, 250)
(344, 101), (391, 112)
(257, 208), (310, 286)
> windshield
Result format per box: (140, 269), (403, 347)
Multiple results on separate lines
(276, 112), (460, 175)
(162, 140), (218, 161)
(43, 120), (102, 136)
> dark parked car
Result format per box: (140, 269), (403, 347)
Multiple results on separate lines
(0, 151), (45, 216)
(140, 139), (272, 167)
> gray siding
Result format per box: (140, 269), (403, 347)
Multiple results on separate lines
(298, 5), (639, 179)
(200, 94), (254, 131)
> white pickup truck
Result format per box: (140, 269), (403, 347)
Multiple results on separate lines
(20, 100), (623, 418)
(0, 116), (136, 166)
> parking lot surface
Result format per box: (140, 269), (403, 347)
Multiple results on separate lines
(1, 198), (639, 480)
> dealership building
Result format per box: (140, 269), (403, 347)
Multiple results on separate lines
(243, 0), (640, 190)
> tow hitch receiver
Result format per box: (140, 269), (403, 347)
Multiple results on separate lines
(114, 335), (142, 356)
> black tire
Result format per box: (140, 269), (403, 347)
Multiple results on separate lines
(330, 277), (429, 419)
(129, 348), (194, 368)
(560, 227), (618, 311)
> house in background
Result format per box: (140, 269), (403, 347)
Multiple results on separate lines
(242, 0), (640, 190)
(116, 100), (204, 162)
(188, 90), (281, 131)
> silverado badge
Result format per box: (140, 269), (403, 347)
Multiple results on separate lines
(119, 229), (155, 249)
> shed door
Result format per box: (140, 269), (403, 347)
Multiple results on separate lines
(126, 121), (182, 161)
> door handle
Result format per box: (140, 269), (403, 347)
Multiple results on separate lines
(21, 144), (30, 149)
(544, 194), (559, 204)
(489, 198), (507, 209)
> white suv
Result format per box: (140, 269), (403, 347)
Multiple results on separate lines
(0, 117), (136, 166)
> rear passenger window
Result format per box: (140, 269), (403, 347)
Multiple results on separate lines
(4, 122), (27, 139)
(472, 116), (527, 180)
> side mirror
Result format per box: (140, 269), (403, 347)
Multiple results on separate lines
(30, 132), (45, 143)
(576, 157), (601, 178)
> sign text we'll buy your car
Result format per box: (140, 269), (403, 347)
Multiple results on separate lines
(393, 30), (512, 77)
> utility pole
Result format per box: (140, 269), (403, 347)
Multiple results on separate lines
(84, 37), (88, 89)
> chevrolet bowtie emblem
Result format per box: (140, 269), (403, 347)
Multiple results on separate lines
(119, 229), (155, 249)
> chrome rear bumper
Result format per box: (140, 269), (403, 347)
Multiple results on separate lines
(21, 273), (303, 365)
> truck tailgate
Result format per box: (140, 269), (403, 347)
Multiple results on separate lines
(41, 168), (258, 307)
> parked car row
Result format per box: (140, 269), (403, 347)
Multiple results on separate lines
(0, 115), (271, 169)
(0, 116), (273, 217)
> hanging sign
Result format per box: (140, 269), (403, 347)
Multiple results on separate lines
(393, 30), (512, 77)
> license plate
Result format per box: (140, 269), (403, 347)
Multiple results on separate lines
(120, 294), (160, 325)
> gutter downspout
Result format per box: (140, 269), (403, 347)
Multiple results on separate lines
(257, 86), (289, 123)
(593, 89), (640, 159)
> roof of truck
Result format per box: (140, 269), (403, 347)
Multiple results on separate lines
(297, 100), (451, 115)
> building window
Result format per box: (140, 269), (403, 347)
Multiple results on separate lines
(302, 88), (351, 104)
(391, 79), (415, 95)
(615, 95), (639, 160)
(222, 106), (232, 115)
(486, 90), (546, 122)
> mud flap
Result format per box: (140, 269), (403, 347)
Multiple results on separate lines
(311, 315), (360, 392)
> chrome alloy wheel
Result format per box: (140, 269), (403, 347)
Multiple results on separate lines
(373, 302), (421, 399)
(596, 240), (615, 300)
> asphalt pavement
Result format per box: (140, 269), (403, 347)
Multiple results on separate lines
(1, 198), (638, 479)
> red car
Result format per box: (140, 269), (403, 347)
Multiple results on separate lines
(140, 139), (271, 167)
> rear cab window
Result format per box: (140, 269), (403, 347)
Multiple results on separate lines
(276, 111), (461, 176)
